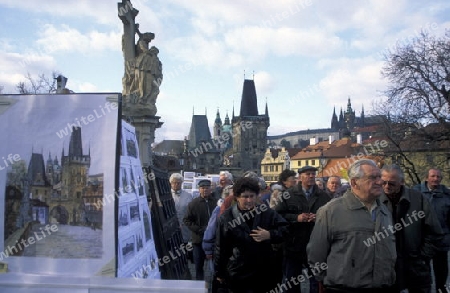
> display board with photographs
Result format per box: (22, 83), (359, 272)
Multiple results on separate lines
(0, 93), (119, 277)
(117, 121), (159, 279)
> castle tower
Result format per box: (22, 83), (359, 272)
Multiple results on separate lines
(231, 79), (270, 174)
(186, 114), (220, 174)
(28, 152), (51, 202)
(60, 127), (91, 224)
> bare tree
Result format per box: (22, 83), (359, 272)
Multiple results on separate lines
(15, 71), (60, 94)
(373, 30), (450, 184)
(381, 30), (450, 129)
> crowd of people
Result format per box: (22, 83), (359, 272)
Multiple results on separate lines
(169, 161), (450, 293)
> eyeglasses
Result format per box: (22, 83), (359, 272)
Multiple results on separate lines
(360, 175), (381, 182)
(381, 181), (397, 187)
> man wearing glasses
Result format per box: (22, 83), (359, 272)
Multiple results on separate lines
(307, 159), (397, 292)
(381, 164), (442, 293)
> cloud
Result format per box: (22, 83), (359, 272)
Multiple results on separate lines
(254, 71), (276, 96)
(318, 57), (387, 112)
(35, 24), (121, 54)
(73, 81), (98, 93)
(0, 51), (56, 93)
(0, 0), (117, 25)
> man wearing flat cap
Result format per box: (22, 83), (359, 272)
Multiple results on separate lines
(184, 179), (218, 280)
(274, 166), (330, 293)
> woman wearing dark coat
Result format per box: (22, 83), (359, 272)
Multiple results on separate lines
(214, 177), (288, 293)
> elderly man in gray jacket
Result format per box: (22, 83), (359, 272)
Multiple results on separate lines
(307, 159), (397, 293)
(381, 164), (442, 293)
(170, 173), (193, 244)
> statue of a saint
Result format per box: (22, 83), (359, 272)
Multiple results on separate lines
(120, 21), (163, 116)
(130, 34), (163, 111)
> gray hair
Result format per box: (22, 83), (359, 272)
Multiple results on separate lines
(243, 171), (267, 190)
(381, 164), (405, 182)
(328, 175), (341, 182)
(169, 173), (183, 183)
(347, 159), (378, 180)
(220, 171), (233, 181)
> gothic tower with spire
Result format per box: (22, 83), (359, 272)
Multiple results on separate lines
(230, 79), (270, 174)
(60, 126), (91, 224)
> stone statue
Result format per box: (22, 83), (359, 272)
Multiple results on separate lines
(130, 33), (163, 110)
(119, 1), (162, 116)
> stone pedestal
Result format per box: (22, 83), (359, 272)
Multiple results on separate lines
(123, 114), (163, 167)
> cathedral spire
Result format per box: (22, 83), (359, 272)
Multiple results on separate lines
(265, 98), (269, 116)
(360, 105), (365, 127)
(346, 96), (352, 113)
(214, 108), (222, 125)
(331, 106), (339, 130)
(232, 101), (235, 118)
(224, 111), (230, 125)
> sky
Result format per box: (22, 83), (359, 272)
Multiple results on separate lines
(0, 0), (449, 144)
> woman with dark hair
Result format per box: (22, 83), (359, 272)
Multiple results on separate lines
(214, 177), (288, 293)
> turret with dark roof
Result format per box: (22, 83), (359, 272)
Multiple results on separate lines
(28, 153), (50, 186)
(69, 127), (83, 157)
(239, 79), (259, 117)
(187, 114), (213, 149)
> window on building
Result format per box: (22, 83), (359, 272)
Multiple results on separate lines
(306, 160), (309, 165)
(311, 159), (315, 165)
(298, 161), (301, 167)
(264, 166), (268, 172)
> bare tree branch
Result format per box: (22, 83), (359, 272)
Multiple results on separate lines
(15, 71), (60, 94)
(374, 30), (450, 184)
